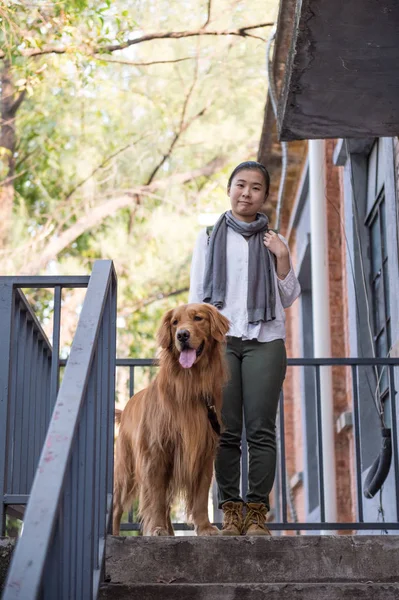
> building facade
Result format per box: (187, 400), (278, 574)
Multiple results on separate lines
(258, 0), (399, 532)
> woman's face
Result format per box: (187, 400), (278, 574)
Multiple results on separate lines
(228, 169), (267, 223)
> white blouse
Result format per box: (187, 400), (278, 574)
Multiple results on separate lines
(188, 227), (301, 342)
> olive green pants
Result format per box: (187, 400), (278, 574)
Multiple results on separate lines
(215, 337), (287, 511)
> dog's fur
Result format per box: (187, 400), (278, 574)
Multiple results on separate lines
(112, 303), (230, 536)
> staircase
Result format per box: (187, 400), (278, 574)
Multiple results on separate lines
(1, 262), (117, 599)
(99, 535), (399, 599)
(2, 264), (399, 598)
(2, 534), (399, 598)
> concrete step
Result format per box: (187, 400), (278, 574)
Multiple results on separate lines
(105, 535), (399, 585)
(99, 582), (399, 600)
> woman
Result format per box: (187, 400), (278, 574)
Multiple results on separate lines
(189, 161), (300, 535)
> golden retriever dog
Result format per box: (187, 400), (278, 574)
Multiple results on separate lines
(112, 303), (230, 536)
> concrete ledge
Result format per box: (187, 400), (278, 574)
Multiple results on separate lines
(106, 535), (399, 585)
(99, 582), (399, 600)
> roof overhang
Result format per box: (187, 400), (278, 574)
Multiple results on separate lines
(277, 0), (399, 141)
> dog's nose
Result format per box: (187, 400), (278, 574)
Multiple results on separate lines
(177, 329), (190, 343)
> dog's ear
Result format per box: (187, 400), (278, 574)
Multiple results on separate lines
(157, 309), (174, 349)
(207, 306), (230, 342)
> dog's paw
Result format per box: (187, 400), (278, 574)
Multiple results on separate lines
(196, 525), (220, 536)
(152, 527), (170, 536)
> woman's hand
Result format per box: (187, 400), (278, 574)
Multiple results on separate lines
(263, 230), (288, 258)
(264, 231), (291, 280)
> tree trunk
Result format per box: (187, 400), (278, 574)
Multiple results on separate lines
(0, 61), (23, 248)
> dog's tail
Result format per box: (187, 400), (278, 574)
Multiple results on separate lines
(115, 407), (123, 425)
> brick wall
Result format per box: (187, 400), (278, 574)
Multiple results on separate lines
(279, 137), (399, 531)
(325, 139), (355, 528)
(285, 228), (306, 525)
(280, 140), (356, 531)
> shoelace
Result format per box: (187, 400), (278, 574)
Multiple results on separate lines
(224, 507), (242, 527)
(245, 507), (267, 528)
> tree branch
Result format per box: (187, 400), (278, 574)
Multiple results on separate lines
(0, 23), (273, 59)
(19, 156), (227, 275)
(145, 56), (201, 185)
(10, 89), (26, 115)
(129, 286), (189, 313)
(0, 169), (28, 187)
(92, 55), (194, 67)
(15, 148), (36, 170)
(96, 24), (273, 50)
(64, 141), (139, 202)
(32, 137), (149, 244)
(204, 0), (212, 27)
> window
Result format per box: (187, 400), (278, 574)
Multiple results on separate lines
(366, 141), (391, 395)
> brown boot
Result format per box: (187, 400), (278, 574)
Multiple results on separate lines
(243, 503), (271, 536)
(221, 501), (244, 535)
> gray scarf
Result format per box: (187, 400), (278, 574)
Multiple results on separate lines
(203, 210), (276, 323)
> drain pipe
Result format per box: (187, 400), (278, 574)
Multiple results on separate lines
(308, 139), (337, 527)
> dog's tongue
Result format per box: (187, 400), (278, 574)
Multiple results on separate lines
(179, 348), (196, 369)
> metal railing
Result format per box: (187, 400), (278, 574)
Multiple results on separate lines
(0, 276), (89, 531)
(1, 275), (398, 596)
(2, 260), (117, 600)
(116, 357), (399, 533)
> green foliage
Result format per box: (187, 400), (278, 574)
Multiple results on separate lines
(1, 0), (278, 374)
(0, 1), (137, 60)
(5, 514), (22, 537)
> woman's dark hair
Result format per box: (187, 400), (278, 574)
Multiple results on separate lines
(227, 161), (270, 197)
